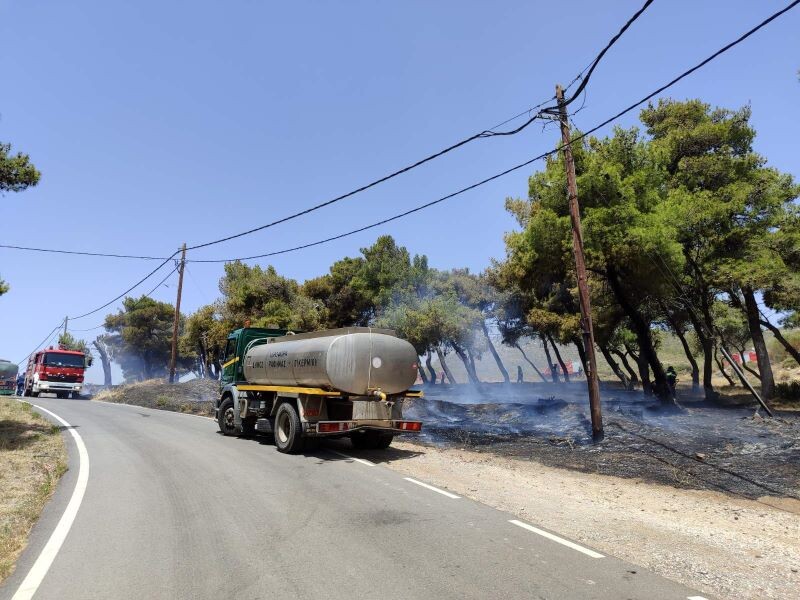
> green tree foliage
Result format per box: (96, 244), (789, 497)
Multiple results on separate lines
(1, 141), (41, 296)
(493, 99), (798, 401)
(103, 296), (181, 381)
(57, 332), (93, 364)
(304, 236), (428, 327)
(641, 99), (799, 398)
(218, 262), (326, 331)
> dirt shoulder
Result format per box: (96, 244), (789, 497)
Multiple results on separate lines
(0, 398), (67, 584)
(93, 379), (216, 416)
(366, 440), (800, 600)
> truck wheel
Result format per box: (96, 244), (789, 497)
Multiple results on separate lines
(274, 402), (303, 454)
(217, 398), (237, 436)
(351, 431), (393, 450)
(56, 392), (67, 399)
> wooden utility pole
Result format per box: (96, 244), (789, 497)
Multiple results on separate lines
(555, 84), (604, 441)
(168, 243), (187, 384)
(62, 316), (68, 340)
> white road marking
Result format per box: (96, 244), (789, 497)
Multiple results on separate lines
(404, 477), (460, 499)
(509, 520), (604, 558)
(12, 403), (90, 600)
(687, 597), (710, 600)
(328, 449), (375, 466)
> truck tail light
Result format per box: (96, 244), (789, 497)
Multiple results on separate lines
(318, 422), (351, 433)
(396, 421), (422, 431)
(39, 373), (48, 381)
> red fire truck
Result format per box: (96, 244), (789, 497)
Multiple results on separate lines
(23, 346), (88, 398)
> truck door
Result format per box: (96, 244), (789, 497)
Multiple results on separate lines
(220, 335), (240, 386)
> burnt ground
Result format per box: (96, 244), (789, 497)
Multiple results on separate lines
(404, 384), (800, 501)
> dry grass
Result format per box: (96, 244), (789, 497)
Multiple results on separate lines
(0, 399), (67, 583)
(93, 378), (218, 416)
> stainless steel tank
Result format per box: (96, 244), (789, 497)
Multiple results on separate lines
(243, 328), (418, 395)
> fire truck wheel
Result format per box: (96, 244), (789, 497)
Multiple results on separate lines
(56, 392), (67, 399)
(217, 398), (237, 436)
(274, 402), (303, 454)
(31, 391), (39, 398)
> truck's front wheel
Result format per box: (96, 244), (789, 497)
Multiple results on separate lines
(274, 402), (303, 454)
(218, 398), (237, 436)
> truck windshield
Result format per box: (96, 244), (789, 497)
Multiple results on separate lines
(43, 353), (85, 368)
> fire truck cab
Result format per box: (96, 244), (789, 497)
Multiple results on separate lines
(24, 346), (89, 398)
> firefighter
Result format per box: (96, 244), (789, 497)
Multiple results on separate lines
(665, 366), (678, 397)
(16, 372), (25, 396)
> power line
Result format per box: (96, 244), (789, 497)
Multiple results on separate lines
(186, 2), (656, 252)
(69, 252), (179, 321)
(143, 263), (179, 297)
(561, 0), (656, 107)
(190, 0), (798, 264)
(0, 3), (652, 264)
(0, 244), (168, 260)
(15, 322), (63, 365)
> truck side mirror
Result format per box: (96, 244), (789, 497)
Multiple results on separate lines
(86, 357), (94, 367)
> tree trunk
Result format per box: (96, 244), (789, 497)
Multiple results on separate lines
(452, 342), (479, 384)
(635, 348), (652, 396)
(92, 340), (112, 387)
(714, 347), (735, 386)
(606, 266), (670, 402)
(417, 363), (428, 385)
(600, 344), (629, 388)
(760, 317), (800, 366)
(481, 320), (510, 383)
(673, 326), (700, 392)
(435, 346), (456, 384)
(686, 311), (716, 400)
(466, 347), (482, 383)
(514, 343), (547, 382)
(573, 337), (588, 379)
(425, 350), (437, 384)
(733, 341), (762, 380)
(742, 287), (775, 401)
(613, 349), (639, 389)
(547, 334), (570, 383)
(541, 336), (558, 383)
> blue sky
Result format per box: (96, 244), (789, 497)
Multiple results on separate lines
(1, 0), (798, 383)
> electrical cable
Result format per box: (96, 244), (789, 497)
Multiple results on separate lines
(0, 244), (168, 260)
(560, 0), (656, 107)
(68, 252), (179, 321)
(15, 322), (63, 366)
(190, 0), (799, 264)
(0, 2), (654, 262)
(186, 1), (658, 252)
(143, 263), (179, 297)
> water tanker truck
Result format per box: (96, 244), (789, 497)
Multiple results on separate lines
(0, 360), (18, 396)
(216, 326), (423, 453)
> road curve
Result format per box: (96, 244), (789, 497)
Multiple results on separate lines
(1, 397), (711, 600)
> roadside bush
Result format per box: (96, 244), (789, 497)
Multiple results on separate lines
(774, 381), (800, 404)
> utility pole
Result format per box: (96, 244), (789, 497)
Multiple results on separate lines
(555, 84), (604, 441)
(62, 316), (68, 339)
(169, 243), (187, 384)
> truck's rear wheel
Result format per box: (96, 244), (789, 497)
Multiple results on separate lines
(274, 402), (304, 453)
(351, 431), (393, 450)
(218, 398), (237, 436)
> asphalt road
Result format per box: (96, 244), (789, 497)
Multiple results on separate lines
(1, 397), (711, 600)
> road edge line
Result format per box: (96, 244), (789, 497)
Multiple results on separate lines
(11, 402), (90, 600)
(509, 519), (604, 558)
(327, 449), (376, 466)
(403, 477), (460, 499)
